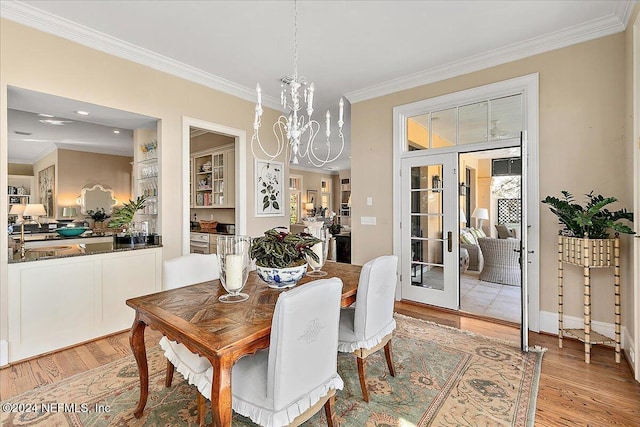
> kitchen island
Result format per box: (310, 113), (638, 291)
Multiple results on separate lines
(4, 234), (163, 364)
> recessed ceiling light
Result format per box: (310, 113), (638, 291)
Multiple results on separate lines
(39, 119), (72, 126)
(76, 110), (90, 116)
(37, 113), (54, 118)
(113, 130), (120, 134)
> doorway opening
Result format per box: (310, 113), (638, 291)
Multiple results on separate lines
(393, 74), (540, 349)
(182, 117), (247, 255)
(459, 148), (522, 324)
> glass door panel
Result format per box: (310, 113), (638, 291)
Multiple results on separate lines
(402, 153), (458, 309)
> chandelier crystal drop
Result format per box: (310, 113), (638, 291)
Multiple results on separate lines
(251, 0), (345, 167)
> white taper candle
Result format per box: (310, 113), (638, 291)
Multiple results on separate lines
(256, 84), (262, 108)
(225, 254), (243, 291)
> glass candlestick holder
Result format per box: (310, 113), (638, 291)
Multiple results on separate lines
(306, 234), (329, 277)
(217, 235), (251, 303)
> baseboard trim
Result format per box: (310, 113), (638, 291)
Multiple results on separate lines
(1, 340), (8, 367)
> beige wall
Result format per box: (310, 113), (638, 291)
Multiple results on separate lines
(7, 164), (33, 175)
(351, 33), (633, 327)
(0, 18), (291, 347)
(289, 167), (337, 215)
(57, 149), (132, 218)
(0, 18), (288, 258)
(190, 132), (235, 153)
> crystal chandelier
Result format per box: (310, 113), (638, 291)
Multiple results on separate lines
(251, 0), (345, 167)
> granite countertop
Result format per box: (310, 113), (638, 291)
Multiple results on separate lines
(9, 240), (163, 263)
(190, 227), (234, 235)
(10, 231), (117, 242)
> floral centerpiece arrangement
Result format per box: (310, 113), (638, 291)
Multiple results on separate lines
(87, 207), (110, 223)
(250, 227), (321, 288)
(541, 191), (633, 238)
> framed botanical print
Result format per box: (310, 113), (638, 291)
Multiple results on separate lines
(306, 189), (317, 207)
(255, 159), (284, 217)
(38, 164), (55, 217)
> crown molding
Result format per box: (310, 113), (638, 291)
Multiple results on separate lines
(0, 1), (281, 111)
(616, 0), (638, 26)
(345, 12), (629, 104)
(2, 1), (632, 110)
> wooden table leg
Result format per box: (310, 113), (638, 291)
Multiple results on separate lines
(129, 313), (149, 418)
(209, 356), (233, 427)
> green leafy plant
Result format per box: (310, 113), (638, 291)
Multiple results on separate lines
(250, 227), (322, 268)
(541, 191), (633, 238)
(328, 221), (342, 235)
(86, 207), (110, 222)
(108, 196), (147, 230)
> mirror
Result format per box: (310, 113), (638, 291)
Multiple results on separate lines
(78, 184), (117, 214)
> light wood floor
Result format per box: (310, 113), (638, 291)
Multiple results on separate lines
(2, 302), (639, 426)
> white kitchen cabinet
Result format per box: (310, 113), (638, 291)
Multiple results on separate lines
(6, 247), (162, 363)
(191, 145), (235, 208)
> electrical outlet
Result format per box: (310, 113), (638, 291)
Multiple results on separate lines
(630, 348), (636, 364)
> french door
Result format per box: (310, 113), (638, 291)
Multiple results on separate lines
(400, 153), (459, 309)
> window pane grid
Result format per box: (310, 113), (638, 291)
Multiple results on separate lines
(406, 93), (523, 151)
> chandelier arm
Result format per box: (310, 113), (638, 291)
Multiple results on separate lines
(250, 115), (286, 161)
(294, 116), (312, 158)
(307, 128), (345, 167)
(296, 118), (318, 159)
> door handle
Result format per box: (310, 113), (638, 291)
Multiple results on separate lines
(447, 231), (452, 253)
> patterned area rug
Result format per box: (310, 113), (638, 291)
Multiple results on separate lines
(1, 314), (544, 426)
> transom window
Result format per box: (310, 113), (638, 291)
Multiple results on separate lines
(407, 94), (523, 151)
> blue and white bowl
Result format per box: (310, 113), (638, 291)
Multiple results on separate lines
(256, 264), (307, 289)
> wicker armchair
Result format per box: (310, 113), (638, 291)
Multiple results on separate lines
(477, 237), (521, 286)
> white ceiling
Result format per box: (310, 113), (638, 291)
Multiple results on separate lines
(2, 0), (636, 170)
(7, 86), (157, 164)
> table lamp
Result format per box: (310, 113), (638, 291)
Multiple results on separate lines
(62, 207), (77, 219)
(471, 207), (489, 230)
(23, 203), (47, 226)
(305, 202), (315, 216)
(459, 209), (467, 226)
(9, 204), (26, 224)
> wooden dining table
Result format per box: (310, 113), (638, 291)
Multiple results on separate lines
(126, 261), (362, 427)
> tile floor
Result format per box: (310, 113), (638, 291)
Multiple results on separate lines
(459, 271), (521, 323)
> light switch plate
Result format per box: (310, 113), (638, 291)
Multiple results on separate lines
(361, 216), (376, 225)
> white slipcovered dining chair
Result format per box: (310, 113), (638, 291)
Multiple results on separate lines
(159, 253), (219, 387)
(338, 255), (398, 402)
(195, 278), (344, 427)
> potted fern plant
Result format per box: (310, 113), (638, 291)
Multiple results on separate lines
(249, 227), (321, 289)
(108, 196), (147, 246)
